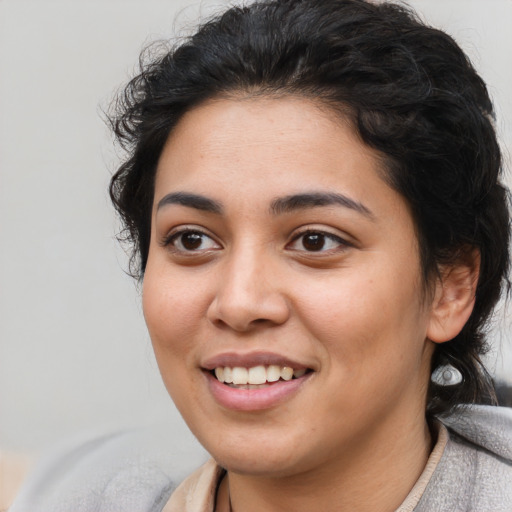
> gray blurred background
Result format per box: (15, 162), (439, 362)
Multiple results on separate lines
(1, 0), (511, 461)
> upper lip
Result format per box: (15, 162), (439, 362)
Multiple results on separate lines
(201, 351), (312, 371)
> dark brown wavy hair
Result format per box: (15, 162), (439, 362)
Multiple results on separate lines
(108, 0), (511, 416)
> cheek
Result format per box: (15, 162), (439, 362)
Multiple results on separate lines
(294, 271), (430, 429)
(142, 265), (210, 408)
(142, 264), (207, 356)
(294, 261), (426, 369)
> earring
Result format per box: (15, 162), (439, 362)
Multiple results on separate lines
(431, 364), (463, 386)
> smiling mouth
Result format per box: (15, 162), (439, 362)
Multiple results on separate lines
(211, 365), (311, 389)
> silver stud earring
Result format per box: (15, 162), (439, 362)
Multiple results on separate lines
(431, 364), (463, 386)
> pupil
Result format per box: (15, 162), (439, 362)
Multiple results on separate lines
(303, 233), (324, 251)
(182, 232), (202, 250)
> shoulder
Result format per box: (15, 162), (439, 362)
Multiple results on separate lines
(9, 426), (207, 512)
(441, 404), (512, 460)
(417, 405), (512, 512)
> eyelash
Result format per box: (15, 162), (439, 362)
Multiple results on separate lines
(287, 229), (351, 254)
(161, 227), (351, 256)
(162, 228), (221, 253)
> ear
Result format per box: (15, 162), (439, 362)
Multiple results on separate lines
(427, 249), (480, 344)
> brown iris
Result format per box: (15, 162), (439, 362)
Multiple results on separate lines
(302, 233), (325, 251)
(180, 232), (203, 250)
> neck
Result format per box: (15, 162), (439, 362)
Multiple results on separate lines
(218, 414), (433, 512)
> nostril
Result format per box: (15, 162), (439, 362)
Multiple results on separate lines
(206, 282), (291, 332)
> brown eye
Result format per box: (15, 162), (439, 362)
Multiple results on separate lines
(180, 232), (203, 250)
(288, 230), (349, 253)
(302, 233), (325, 251)
(166, 229), (220, 253)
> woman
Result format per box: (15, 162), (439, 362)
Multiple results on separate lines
(10, 0), (512, 511)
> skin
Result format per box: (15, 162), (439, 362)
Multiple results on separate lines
(143, 96), (477, 512)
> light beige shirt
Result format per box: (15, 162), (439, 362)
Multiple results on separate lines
(162, 423), (448, 512)
(0, 451), (33, 510)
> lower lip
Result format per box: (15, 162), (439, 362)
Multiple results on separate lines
(205, 371), (312, 411)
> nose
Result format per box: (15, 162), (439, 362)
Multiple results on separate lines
(206, 246), (290, 332)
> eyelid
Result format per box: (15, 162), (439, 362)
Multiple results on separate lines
(286, 227), (352, 253)
(161, 225), (222, 252)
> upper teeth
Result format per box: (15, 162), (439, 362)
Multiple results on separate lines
(214, 365), (306, 385)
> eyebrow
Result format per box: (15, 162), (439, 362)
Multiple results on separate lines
(156, 190), (373, 219)
(156, 192), (223, 214)
(270, 192), (374, 218)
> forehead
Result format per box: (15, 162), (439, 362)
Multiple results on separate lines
(154, 96), (389, 201)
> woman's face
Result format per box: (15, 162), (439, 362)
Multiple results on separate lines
(143, 97), (436, 477)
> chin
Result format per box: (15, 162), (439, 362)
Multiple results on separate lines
(213, 452), (303, 478)
(196, 426), (327, 478)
